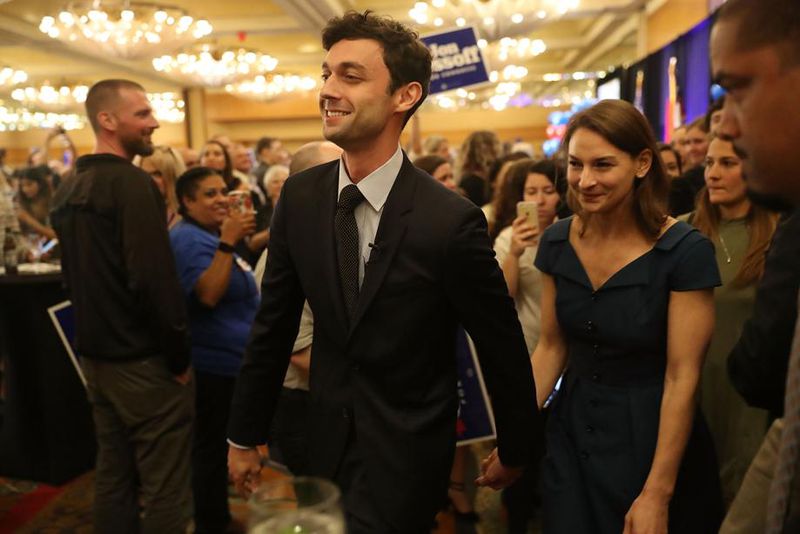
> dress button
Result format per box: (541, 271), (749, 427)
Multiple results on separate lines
(342, 408), (350, 419)
(352, 364), (360, 372)
(591, 373), (600, 382)
(585, 425), (594, 433)
(586, 320), (596, 333)
(593, 344), (600, 350)
(580, 451), (590, 460)
(591, 293), (597, 301)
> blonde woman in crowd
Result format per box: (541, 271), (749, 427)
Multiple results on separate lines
(138, 145), (186, 229)
(455, 130), (502, 206)
(682, 134), (778, 506)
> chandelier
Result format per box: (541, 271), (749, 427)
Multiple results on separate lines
(11, 83), (90, 113)
(409, 0), (580, 40)
(153, 45), (279, 87)
(0, 105), (86, 132)
(0, 67), (28, 88)
(148, 92), (185, 122)
(225, 74), (318, 101)
(497, 37), (547, 62)
(39, 1), (212, 60)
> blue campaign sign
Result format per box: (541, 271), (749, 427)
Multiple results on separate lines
(455, 328), (496, 446)
(421, 27), (491, 94)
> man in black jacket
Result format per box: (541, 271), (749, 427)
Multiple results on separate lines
(51, 79), (193, 534)
(712, 0), (800, 531)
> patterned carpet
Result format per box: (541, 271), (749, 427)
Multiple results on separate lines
(0, 445), (540, 533)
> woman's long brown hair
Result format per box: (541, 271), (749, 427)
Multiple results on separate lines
(691, 138), (778, 287)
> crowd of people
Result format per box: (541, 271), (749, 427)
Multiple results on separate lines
(1, 0), (799, 533)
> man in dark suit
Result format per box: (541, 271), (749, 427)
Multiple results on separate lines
(227, 11), (540, 533)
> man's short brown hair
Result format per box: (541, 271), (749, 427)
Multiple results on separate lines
(85, 79), (146, 133)
(322, 11), (432, 126)
(718, 0), (800, 68)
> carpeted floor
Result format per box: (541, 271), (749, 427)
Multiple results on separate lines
(0, 447), (540, 533)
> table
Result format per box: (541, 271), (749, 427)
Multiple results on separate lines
(0, 272), (95, 484)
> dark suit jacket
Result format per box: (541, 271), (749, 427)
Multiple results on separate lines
(228, 154), (540, 530)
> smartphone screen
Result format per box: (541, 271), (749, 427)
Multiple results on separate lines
(40, 239), (58, 254)
(516, 201), (539, 231)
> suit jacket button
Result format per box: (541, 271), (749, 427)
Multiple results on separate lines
(342, 408), (349, 419)
(352, 364), (360, 372)
(580, 451), (590, 459)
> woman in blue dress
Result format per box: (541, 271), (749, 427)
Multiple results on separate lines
(532, 100), (723, 534)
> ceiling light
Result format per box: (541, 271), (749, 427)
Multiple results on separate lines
(39, 1), (212, 60)
(153, 44), (278, 87)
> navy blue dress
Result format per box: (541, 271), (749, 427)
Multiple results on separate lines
(534, 217), (724, 534)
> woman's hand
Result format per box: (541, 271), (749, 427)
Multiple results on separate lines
(622, 490), (669, 534)
(220, 209), (256, 245)
(509, 215), (539, 258)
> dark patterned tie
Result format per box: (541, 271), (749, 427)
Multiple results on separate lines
(766, 291), (800, 533)
(335, 184), (365, 324)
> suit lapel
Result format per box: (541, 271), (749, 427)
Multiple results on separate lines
(348, 156), (417, 335)
(317, 162), (350, 338)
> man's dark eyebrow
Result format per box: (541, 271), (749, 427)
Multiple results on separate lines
(321, 61), (367, 73)
(713, 71), (749, 87)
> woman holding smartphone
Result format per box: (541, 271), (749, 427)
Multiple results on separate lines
(492, 159), (561, 354)
(169, 166), (257, 534)
(532, 100), (723, 533)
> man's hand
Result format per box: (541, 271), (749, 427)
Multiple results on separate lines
(228, 446), (262, 498)
(173, 367), (192, 385)
(475, 447), (524, 490)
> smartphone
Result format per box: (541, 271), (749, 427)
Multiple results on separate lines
(516, 201), (539, 231)
(39, 239), (58, 255)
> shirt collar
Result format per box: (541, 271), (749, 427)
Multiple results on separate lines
(337, 145), (403, 212)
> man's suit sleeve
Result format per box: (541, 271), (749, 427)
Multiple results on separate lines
(227, 181), (306, 446)
(728, 210), (800, 415)
(443, 205), (541, 467)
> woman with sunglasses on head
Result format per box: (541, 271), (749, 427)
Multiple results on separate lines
(137, 145), (186, 229)
(532, 100), (723, 534)
(681, 134), (778, 506)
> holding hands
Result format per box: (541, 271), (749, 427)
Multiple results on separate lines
(508, 215), (540, 258)
(228, 446), (263, 498)
(475, 447), (524, 490)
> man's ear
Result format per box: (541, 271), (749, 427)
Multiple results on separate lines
(395, 81), (423, 114)
(96, 111), (117, 132)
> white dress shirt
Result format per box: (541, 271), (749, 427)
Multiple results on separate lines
(337, 145), (403, 287)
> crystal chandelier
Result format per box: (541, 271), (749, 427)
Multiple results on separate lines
(0, 67), (28, 88)
(11, 83), (90, 113)
(39, 1), (212, 60)
(152, 45), (279, 87)
(225, 74), (318, 101)
(148, 92), (185, 123)
(409, 0), (580, 41)
(0, 104), (86, 132)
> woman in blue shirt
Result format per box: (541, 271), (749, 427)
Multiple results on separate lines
(170, 166), (258, 534)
